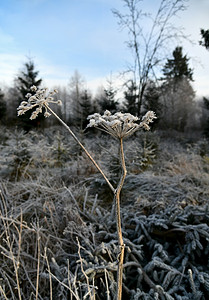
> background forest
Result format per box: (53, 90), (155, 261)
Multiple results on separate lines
(1, 41), (209, 136)
(0, 0), (209, 299)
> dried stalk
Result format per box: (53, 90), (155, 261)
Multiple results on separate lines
(0, 285), (9, 300)
(43, 248), (53, 300)
(35, 225), (41, 300)
(114, 137), (127, 300)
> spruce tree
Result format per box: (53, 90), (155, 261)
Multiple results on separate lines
(161, 46), (195, 131)
(79, 89), (93, 130)
(200, 29), (209, 50)
(98, 80), (118, 113)
(0, 89), (6, 124)
(122, 80), (138, 115)
(143, 81), (161, 126)
(203, 97), (209, 138)
(15, 59), (42, 131)
(162, 46), (193, 81)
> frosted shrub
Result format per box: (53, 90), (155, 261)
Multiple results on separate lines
(17, 86), (156, 300)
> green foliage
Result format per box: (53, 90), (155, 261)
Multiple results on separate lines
(203, 97), (209, 138)
(88, 134), (158, 204)
(200, 29), (209, 50)
(50, 131), (71, 167)
(16, 60), (42, 95)
(0, 127), (9, 145)
(122, 80), (138, 115)
(78, 89), (94, 129)
(203, 97), (209, 110)
(143, 82), (161, 126)
(15, 59), (43, 131)
(0, 89), (6, 123)
(160, 47), (195, 132)
(135, 135), (158, 171)
(7, 130), (32, 180)
(162, 46), (193, 81)
(98, 80), (119, 114)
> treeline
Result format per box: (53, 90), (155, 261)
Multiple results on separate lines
(0, 46), (209, 136)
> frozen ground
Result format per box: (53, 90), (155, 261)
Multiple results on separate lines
(0, 126), (209, 299)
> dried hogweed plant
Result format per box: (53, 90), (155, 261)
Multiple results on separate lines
(17, 86), (157, 300)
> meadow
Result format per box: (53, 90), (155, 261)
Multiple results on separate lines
(0, 126), (209, 299)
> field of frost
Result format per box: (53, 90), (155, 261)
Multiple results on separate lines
(0, 126), (209, 299)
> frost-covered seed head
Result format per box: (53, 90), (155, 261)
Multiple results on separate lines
(44, 112), (51, 118)
(87, 110), (157, 139)
(30, 85), (37, 92)
(139, 111), (157, 131)
(25, 93), (32, 98)
(17, 86), (62, 120)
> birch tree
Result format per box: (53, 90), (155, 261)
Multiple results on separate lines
(113, 0), (187, 116)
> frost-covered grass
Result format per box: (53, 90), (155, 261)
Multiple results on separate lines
(0, 127), (209, 299)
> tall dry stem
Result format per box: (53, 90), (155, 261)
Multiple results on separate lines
(114, 137), (127, 299)
(35, 224), (41, 300)
(43, 247), (53, 300)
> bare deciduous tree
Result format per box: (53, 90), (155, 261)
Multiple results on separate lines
(113, 0), (188, 115)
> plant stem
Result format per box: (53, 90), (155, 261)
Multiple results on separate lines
(115, 138), (127, 300)
(45, 105), (115, 193)
(35, 225), (40, 300)
(46, 105), (127, 299)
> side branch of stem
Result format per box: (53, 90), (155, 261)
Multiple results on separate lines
(45, 104), (115, 193)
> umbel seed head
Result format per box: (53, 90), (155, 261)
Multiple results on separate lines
(87, 110), (157, 139)
(17, 86), (62, 120)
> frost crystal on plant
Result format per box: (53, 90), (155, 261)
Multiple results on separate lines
(17, 86), (62, 120)
(87, 110), (157, 139)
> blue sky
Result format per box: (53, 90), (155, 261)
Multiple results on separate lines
(0, 0), (209, 97)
